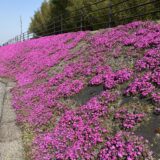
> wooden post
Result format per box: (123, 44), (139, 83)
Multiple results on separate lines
(61, 14), (63, 33)
(54, 21), (56, 34)
(20, 34), (21, 42)
(108, 0), (112, 28)
(27, 31), (30, 40)
(23, 33), (25, 41)
(80, 11), (83, 31)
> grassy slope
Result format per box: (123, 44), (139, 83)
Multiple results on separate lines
(0, 21), (160, 159)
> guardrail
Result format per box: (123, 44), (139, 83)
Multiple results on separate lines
(2, 0), (160, 46)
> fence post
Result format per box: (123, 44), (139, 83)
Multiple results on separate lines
(80, 11), (83, 31)
(108, 0), (112, 28)
(19, 34), (21, 42)
(61, 14), (63, 33)
(27, 31), (30, 40)
(23, 33), (25, 41)
(54, 21), (56, 34)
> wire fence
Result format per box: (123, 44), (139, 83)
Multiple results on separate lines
(2, 0), (160, 46)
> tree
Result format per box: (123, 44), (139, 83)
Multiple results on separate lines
(29, 0), (51, 36)
(29, 0), (160, 36)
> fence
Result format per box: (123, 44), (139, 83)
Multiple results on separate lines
(2, 0), (160, 46)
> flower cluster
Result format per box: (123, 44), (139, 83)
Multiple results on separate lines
(98, 131), (153, 160)
(33, 98), (108, 160)
(135, 49), (160, 71)
(89, 66), (112, 85)
(126, 78), (155, 96)
(89, 74), (104, 85)
(115, 109), (145, 129)
(90, 68), (132, 89)
(28, 104), (53, 127)
(152, 92), (160, 104)
(115, 69), (133, 84)
(98, 90), (119, 105)
(57, 79), (84, 97)
(125, 72), (155, 96)
(151, 69), (160, 85)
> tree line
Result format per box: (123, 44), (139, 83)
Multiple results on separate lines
(29, 0), (160, 36)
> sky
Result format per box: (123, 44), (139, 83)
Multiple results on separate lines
(0, 0), (44, 44)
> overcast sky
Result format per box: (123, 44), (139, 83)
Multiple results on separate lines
(0, 0), (44, 44)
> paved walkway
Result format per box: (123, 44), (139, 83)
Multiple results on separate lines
(0, 79), (24, 160)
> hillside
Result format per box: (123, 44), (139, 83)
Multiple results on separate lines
(0, 21), (160, 160)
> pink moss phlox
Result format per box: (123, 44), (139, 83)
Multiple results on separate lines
(126, 72), (155, 96)
(0, 21), (160, 159)
(33, 98), (108, 160)
(151, 68), (160, 85)
(152, 92), (160, 104)
(57, 79), (84, 97)
(115, 109), (145, 129)
(98, 90), (119, 105)
(28, 104), (53, 127)
(90, 68), (133, 89)
(135, 49), (160, 71)
(98, 131), (153, 160)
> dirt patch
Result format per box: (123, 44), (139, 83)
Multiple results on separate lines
(135, 114), (160, 159)
(73, 85), (104, 105)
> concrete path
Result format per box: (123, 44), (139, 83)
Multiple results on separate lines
(0, 79), (24, 160)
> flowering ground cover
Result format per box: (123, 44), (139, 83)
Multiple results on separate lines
(0, 21), (160, 159)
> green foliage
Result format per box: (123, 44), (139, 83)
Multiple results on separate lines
(29, 0), (160, 36)
(29, 0), (51, 35)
